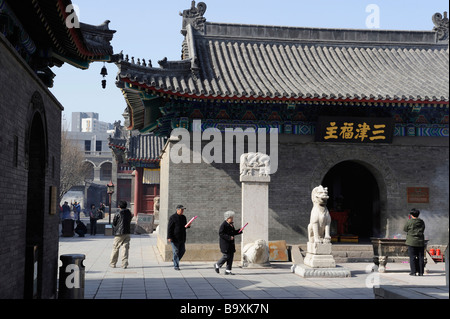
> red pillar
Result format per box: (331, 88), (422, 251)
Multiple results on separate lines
(134, 167), (143, 218)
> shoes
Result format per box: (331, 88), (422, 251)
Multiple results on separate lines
(418, 273), (424, 276)
(109, 264), (116, 268)
(225, 271), (235, 275)
(214, 264), (219, 274)
(409, 273), (416, 276)
(122, 265), (128, 269)
(174, 267), (180, 271)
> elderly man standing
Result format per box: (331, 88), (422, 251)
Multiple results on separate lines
(167, 205), (190, 270)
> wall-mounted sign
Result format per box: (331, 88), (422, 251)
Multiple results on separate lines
(407, 187), (429, 204)
(315, 117), (394, 144)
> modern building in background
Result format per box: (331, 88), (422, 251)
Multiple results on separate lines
(61, 115), (115, 210)
(72, 112), (98, 132)
(71, 112), (113, 133)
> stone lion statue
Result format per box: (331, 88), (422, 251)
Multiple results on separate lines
(240, 152), (270, 177)
(242, 239), (270, 266)
(153, 196), (160, 225)
(307, 186), (331, 244)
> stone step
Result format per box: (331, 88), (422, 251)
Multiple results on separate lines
(291, 244), (374, 263)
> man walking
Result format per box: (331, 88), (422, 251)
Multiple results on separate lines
(110, 201), (133, 269)
(167, 205), (190, 270)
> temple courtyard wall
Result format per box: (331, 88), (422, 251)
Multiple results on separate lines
(157, 132), (449, 261)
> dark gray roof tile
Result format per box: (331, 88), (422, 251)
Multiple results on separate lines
(116, 20), (449, 103)
(127, 134), (166, 162)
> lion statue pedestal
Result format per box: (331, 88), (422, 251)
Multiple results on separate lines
(293, 186), (351, 278)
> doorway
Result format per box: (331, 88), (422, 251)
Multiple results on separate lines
(322, 161), (381, 242)
(24, 112), (47, 298)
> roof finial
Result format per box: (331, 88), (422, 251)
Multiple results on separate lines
(180, 1), (207, 34)
(432, 11), (449, 41)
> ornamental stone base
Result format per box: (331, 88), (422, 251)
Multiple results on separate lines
(292, 264), (351, 278)
(304, 253), (336, 268)
(304, 242), (336, 268)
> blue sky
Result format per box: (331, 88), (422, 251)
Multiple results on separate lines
(50, 0), (449, 128)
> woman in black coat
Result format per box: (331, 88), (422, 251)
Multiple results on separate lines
(214, 211), (242, 275)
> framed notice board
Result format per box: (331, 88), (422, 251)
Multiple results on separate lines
(407, 187), (429, 204)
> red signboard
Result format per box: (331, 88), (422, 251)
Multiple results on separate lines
(407, 187), (429, 203)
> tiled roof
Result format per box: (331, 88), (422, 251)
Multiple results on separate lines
(4, 0), (116, 66)
(126, 134), (166, 163)
(116, 16), (449, 103)
(108, 137), (126, 151)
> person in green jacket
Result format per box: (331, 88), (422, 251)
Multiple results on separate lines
(403, 209), (426, 276)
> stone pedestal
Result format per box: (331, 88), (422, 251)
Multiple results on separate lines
(295, 242), (351, 277)
(293, 264), (351, 278)
(304, 242), (336, 268)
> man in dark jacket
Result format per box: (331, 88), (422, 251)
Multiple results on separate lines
(167, 205), (190, 270)
(110, 201), (133, 269)
(403, 208), (426, 276)
(214, 211), (242, 275)
(74, 220), (87, 237)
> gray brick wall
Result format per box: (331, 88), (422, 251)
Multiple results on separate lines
(0, 35), (62, 299)
(158, 132), (449, 252)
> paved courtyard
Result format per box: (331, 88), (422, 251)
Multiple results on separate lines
(57, 233), (448, 301)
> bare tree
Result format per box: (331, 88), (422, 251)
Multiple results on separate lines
(59, 129), (90, 199)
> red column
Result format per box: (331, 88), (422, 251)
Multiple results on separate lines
(134, 168), (143, 218)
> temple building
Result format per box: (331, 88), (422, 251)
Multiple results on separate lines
(108, 127), (166, 218)
(0, 0), (115, 298)
(114, 2), (449, 261)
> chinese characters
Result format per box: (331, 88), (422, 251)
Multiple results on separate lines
(317, 117), (393, 144)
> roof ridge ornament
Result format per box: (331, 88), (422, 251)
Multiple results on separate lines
(432, 11), (449, 41)
(180, 1), (207, 34)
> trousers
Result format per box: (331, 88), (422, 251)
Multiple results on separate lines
(110, 234), (131, 268)
(171, 242), (186, 268)
(408, 246), (425, 275)
(217, 252), (235, 271)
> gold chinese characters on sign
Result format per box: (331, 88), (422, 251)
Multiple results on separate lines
(315, 117), (394, 144)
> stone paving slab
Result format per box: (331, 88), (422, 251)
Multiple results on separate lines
(58, 233), (448, 301)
